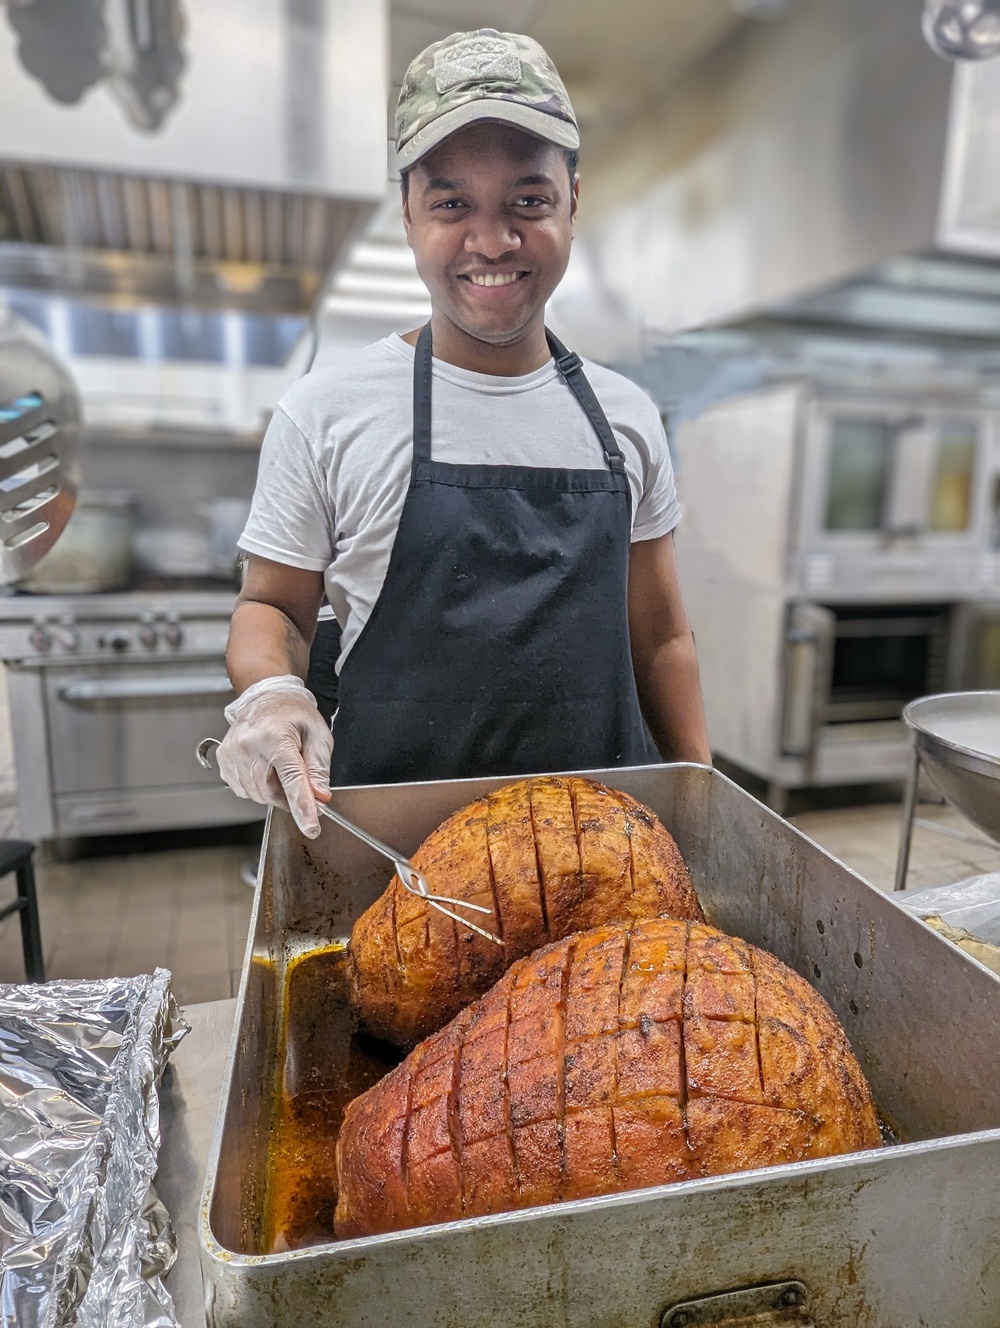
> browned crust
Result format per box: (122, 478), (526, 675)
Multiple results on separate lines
(348, 777), (704, 1049)
(335, 920), (881, 1237)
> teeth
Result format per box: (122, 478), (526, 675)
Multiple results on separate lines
(469, 272), (521, 287)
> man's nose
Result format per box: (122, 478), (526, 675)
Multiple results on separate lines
(464, 215), (520, 260)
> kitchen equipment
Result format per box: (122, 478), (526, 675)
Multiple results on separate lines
(197, 735), (500, 945)
(894, 691), (1000, 889)
(674, 383), (1000, 808)
(202, 763), (1000, 1326)
(0, 309), (80, 584)
(24, 489), (136, 594)
(0, 589), (261, 842)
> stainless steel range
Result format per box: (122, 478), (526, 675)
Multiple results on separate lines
(0, 588), (261, 842)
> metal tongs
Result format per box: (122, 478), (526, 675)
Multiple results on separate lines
(196, 737), (502, 945)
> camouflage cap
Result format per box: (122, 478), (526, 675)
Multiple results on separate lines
(395, 29), (579, 171)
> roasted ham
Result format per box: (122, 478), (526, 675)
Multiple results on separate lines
(335, 919), (881, 1238)
(347, 776), (704, 1049)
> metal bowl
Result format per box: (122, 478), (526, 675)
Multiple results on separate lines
(903, 691), (1000, 844)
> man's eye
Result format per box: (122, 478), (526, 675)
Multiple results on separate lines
(433, 198), (466, 210)
(515, 196), (548, 208)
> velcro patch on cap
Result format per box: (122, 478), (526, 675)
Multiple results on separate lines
(434, 35), (521, 93)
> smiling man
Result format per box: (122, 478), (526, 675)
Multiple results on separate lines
(219, 29), (711, 836)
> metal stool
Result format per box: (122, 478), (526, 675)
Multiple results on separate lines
(0, 840), (44, 982)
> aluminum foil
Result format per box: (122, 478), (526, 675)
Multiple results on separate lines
(899, 872), (1000, 945)
(0, 968), (188, 1328)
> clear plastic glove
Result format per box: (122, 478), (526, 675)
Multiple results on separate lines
(217, 675), (333, 839)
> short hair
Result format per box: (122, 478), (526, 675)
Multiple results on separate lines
(400, 146), (579, 199)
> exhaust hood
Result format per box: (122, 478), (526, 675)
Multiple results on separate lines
(553, 0), (1000, 359)
(0, 0), (388, 313)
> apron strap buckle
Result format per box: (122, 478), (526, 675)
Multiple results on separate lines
(554, 348), (583, 377)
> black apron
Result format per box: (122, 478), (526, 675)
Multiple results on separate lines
(326, 323), (660, 786)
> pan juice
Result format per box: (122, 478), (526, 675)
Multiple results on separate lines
(264, 944), (401, 1252)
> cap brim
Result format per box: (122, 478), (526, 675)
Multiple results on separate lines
(396, 99), (579, 171)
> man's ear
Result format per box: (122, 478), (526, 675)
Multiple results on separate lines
(570, 173), (580, 229)
(401, 190), (413, 247)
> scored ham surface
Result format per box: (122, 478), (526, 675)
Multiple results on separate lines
(348, 776), (704, 1049)
(334, 919), (881, 1239)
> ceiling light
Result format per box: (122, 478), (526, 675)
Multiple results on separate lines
(923, 0), (1000, 60)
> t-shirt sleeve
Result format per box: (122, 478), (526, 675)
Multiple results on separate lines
(630, 398), (681, 544)
(239, 405), (334, 572)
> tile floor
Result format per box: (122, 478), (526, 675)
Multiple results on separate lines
(0, 779), (995, 1007)
(0, 838), (260, 1005)
(791, 798), (1000, 894)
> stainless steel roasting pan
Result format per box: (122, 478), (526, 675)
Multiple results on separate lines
(200, 764), (1000, 1327)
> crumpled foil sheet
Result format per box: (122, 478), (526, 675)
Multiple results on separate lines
(0, 968), (189, 1328)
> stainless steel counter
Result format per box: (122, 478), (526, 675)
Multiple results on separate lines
(158, 998), (236, 1328)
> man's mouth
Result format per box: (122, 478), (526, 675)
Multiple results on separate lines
(459, 271), (529, 288)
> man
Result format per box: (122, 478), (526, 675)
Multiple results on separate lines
(218, 28), (711, 838)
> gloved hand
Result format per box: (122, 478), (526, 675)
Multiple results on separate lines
(217, 675), (333, 839)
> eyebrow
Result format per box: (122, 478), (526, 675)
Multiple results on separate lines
(421, 171), (558, 192)
(424, 175), (465, 191)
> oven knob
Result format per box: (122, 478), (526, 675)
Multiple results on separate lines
(101, 629), (131, 653)
(29, 624), (51, 654)
(138, 620), (158, 649)
(164, 616), (183, 649)
(54, 624), (79, 651)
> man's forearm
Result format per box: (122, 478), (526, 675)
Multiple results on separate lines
(633, 630), (712, 764)
(226, 599), (314, 695)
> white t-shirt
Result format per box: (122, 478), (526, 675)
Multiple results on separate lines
(240, 333), (681, 669)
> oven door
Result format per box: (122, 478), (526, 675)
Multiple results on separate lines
(37, 660), (263, 836)
(45, 661), (235, 797)
(780, 601), (951, 782)
(823, 604), (951, 724)
(799, 399), (988, 556)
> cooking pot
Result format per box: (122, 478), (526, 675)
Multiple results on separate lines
(24, 490), (136, 594)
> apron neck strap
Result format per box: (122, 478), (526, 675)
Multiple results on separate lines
(412, 322), (434, 466)
(412, 322), (625, 471)
(545, 330), (625, 469)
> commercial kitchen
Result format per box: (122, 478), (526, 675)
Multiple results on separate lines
(2, 2), (1000, 1326)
